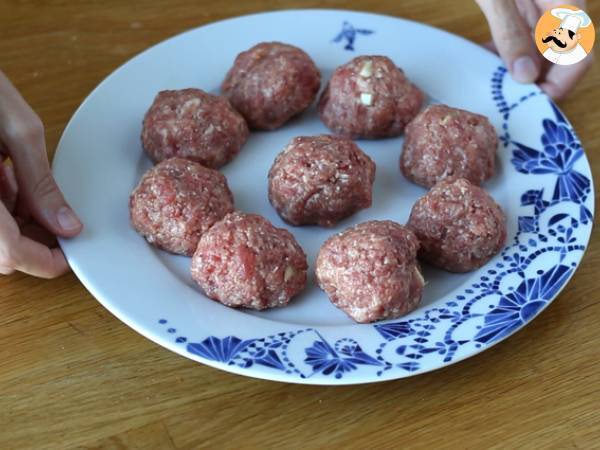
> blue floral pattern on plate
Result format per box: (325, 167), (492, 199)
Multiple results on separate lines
(159, 64), (592, 381)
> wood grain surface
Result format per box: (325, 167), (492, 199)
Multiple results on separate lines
(1, 1), (599, 448)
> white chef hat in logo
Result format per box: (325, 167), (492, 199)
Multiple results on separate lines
(551, 8), (592, 33)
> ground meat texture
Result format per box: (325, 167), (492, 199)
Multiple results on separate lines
(191, 212), (308, 309)
(407, 178), (506, 273)
(318, 56), (423, 139)
(268, 135), (376, 227)
(221, 42), (321, 130)
(400, 104), (498, 188)
(141, 88), (248, 169)
(129, 157), (234, 256)
(316, 220), (424, 323)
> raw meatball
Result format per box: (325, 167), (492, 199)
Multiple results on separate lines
(221, 42), (321, 130)
(400, 104), (498, 188)
(141, 88), (248, 169)
(316, 220), (424, 323)
(407, 178), (506, 273)
(191, 212), (308, 309)
(130, 157), (234, 256)
(268, 135), (376, 226)
(318, 56), (423, 139)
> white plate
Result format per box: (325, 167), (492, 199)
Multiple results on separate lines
(53, 9), (594, 385)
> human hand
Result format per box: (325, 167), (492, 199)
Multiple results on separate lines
(0, 71), (82, 278)
(476, 0), (594, 100)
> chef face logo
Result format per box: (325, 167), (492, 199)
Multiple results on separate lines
(535, 5), (594, 66)
(542, 27), (579, 52)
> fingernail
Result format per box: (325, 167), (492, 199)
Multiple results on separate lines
(512, 56), (538, 83)
(57, 206), (81, 231)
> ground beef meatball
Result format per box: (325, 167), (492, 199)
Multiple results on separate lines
(268, 135), (376, 226)
(141, 88), (248, 169)
(191, 212), (308, 309)
(318, 56), (423, 139)
(400, 104), (498, 188)
(129, 157), (234, 256)
(316, 220), (424, 323)
(221, 42), (321, 130)
(407, 178), (506, 273)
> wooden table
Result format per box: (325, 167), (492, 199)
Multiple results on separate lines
(2, 1), (599, 448)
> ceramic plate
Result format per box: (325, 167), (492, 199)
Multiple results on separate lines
(53, 9), (594, 385)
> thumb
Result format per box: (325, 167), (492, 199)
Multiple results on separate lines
(4, 118), (82, 238)
(0, 71), (83, 238)
(477, 0), (542, 83)
(21, 165), (83, 238)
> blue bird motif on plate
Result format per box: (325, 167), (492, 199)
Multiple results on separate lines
(332, 21), (374, 51)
